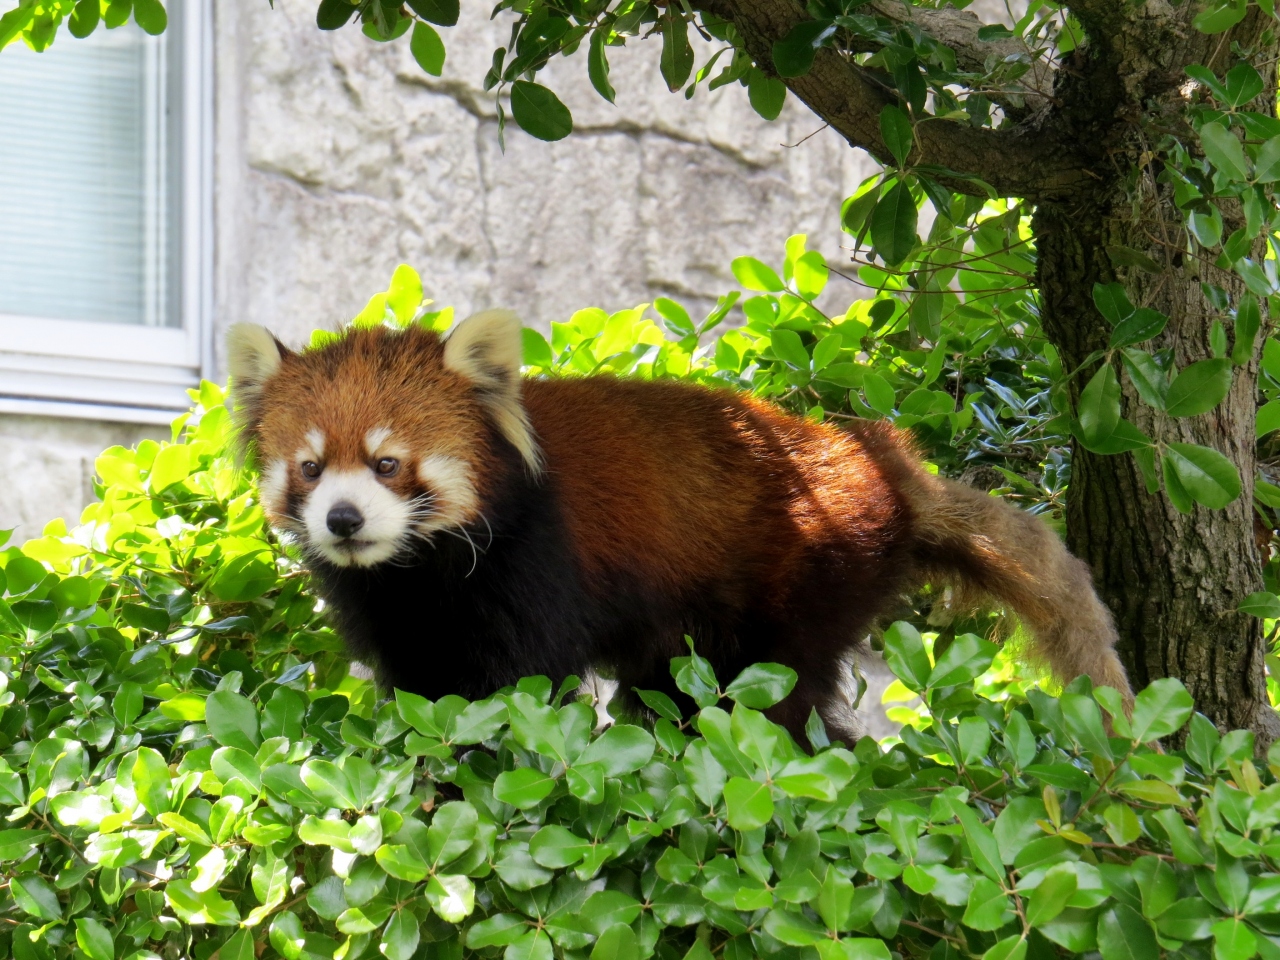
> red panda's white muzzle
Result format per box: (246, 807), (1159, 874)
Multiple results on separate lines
(300, 467), (414, 567)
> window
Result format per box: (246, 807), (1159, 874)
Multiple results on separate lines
(0, 2), (211, 424)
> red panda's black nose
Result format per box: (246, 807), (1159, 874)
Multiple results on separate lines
(327, 502), (365, 538)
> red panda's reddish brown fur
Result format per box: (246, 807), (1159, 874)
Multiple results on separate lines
(230, 318), (1130, 741)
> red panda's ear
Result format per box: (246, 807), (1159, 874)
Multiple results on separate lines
(225, 324), (290, 449)
(443, 310), (542, 474)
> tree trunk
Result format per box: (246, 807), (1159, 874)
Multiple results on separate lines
(1033, 9), (1280, 742)
(712, 0), (1280, 738)
(1036, 194), (1280, 742)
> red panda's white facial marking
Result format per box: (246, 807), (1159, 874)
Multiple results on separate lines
(258, 458), (290, 520)
(415, 454), (480, 537)
(300, 466), (414, 567)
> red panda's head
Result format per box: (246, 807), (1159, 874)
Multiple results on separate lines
(225, 312), (541, 568)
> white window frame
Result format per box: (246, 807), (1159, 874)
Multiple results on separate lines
(0, 1), (213, 426)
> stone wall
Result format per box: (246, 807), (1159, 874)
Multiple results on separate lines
(212, 0), (874, 356)
(2, 0), (876, 535)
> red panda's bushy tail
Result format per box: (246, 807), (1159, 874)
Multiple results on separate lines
(898, 465), (1132, 704)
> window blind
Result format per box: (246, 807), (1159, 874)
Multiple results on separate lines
(0, 26), (176, 327)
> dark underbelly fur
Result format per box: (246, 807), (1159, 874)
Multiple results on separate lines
(307, 468), (907, 743)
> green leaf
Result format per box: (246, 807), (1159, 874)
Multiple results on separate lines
(1213, 918), (1258, 960)
(212, 746), (261, 792)
(842, 182), (882, 235)
(588, 28), (615, 104)
(870, 180), (918, 266)
(123, 602), (170, 634)
(114, 681), (143, 726)
(1121, 349), (1170, 410)
(1189, 206), (1224, 248)
(1255, 136), (1280, 182)
(882, 621), (931, 692)
(1162, 443), (1242, 509)
(1233, 296), (1261, 365)
(69, 0), (101, 38)
(1027, 864), (1077, 927)
(407, 0), (458, 27)
(1078, 363), (1121, 446)
(317, 0), (357, 29)
(732, 257), (784, 292)
(879, 105), (913, 166)
(660, 14), (694, 91)
(508, 929), (554, 960)
(448, 698), (508, 743)
(11, 876), (61, 920)
(723, 777), (774, 830)
(132, 746), (173, 816)
(529, 824), (592, 868)
(157, 812), (213, 847)
(1200, 121), (1250, 180)
(1131, 856), (1177, 920)
(467, 914), (528, 949)
(425, 874), (475, 922)
(427, 801), (479, 867)
(1096, 903), (1158, 960)
(963, 877), (1014, 931)
(794, 251), (829, 301)
(1194, 1), (1248, 35)
(510, 81), (572, 142)
(300, 759), (357, 810)
(205, 690), (261, 753)
(581, 891), (642, 934)
(1107, 244), (1163, 272)
(770, 328), (811, 370)
(133, 0), (167, 35)
(982, 936), (1027, 960)
(381, 909), (421, 960)
(928, 633), (997, 688)
(862, 372), (896, 415)
(725, 663), (797, 708)
(375, 843), (429, 881)
(1116, 779), (1183, 805)
(410, 22), (446, 77)
(1130, 677), (1195, 741)
(74, 918), (114, 960)
(1062, 693), (1113, 758)
(772, 19), (835, 78)
(149, 443), (189, 492)
(592, 924), (640, 960)
(493, 767), (557, 808)
(1110, 308), (1167, 349)
(1156, 898), (1215, 940)
(577, 724), (655, 775)
(633, 688), (682, 723)
(747, 69), (786, 121)
(1165, 359), (1232, 417)
(1240, 592), (1280, 619)
(764, 907), (826, 946)
(1093, 283), (1134, 324)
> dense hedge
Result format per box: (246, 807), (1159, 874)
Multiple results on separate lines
(1, 267), (1278, 960)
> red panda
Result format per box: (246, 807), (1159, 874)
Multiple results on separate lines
(227, 311), (1131, 742)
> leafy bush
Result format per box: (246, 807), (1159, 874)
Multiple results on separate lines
(0, 265), (1279, 960)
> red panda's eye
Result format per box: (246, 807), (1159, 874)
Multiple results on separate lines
(376, 458), (400, 478)
(301, 461), (322, 480)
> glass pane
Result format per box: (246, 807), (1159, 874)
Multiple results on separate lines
(0, 24), (177, 327)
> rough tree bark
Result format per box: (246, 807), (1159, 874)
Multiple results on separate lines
(1035, 6), (1280, 742)
(704, 0), (1280, 739)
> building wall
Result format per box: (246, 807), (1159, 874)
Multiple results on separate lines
(0, 416), (157, 539)
(2, 0), (874, 536)
(212, 0), (873, 355)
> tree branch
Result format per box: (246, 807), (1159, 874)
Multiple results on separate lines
(866, 0), (1057, 112)
(708, 0), (1089, 200)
